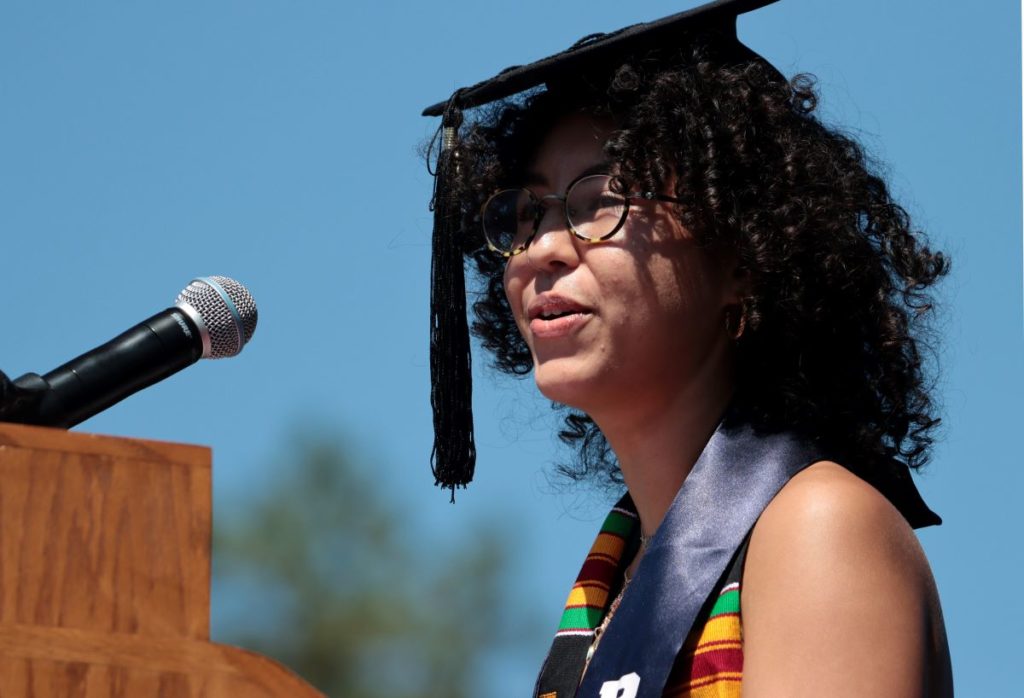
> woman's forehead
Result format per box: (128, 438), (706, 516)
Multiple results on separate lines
(522, 113), (616, 188)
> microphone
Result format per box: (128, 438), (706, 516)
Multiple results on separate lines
(5, 276), (257, 429)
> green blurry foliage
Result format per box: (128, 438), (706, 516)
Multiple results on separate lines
(212, 432), (533, 698)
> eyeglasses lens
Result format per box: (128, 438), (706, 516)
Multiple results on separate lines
(483, 175), (628, 255)
(566, 175), (627, 238)
(482, 188), (536, 254)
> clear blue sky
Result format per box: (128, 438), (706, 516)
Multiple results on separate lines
(1, 1), (1019, 694)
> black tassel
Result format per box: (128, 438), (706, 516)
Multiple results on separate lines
(429, 97), (476, 500)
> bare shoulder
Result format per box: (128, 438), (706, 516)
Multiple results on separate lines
(740, 461), (952, 698)
(752, 461), (922, 565)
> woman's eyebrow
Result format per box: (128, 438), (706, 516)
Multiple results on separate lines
(522, 171), (548, 188)
(578, 162), (614, 180)
(521, 161), (613, 189)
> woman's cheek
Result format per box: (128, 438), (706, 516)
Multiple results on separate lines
(502, 268), (531, 346)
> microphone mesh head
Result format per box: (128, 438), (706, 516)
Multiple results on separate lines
(175, 276), (258, 359)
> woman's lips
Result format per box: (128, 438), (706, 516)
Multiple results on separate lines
(529, 311), (593, 338)
(527, 293), (594, 339)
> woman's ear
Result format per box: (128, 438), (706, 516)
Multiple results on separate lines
(719, 250), (751, 306)
(719, 252), (752, 341)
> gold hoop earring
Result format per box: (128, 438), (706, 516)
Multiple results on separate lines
(724, 304), (747, 341)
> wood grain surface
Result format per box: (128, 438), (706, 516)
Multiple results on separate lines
(0, 424), (325, 697)
(0, 624), (324, 697)
(0, 423), (211, 639)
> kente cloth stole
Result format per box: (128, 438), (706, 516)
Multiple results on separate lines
(664, 553), (745, 698)
(533, 419), (824, 698)
(535, 496), (747, 698)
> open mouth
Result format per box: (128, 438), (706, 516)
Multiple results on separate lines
(529, 308), (593, 338)
(538, 310), (586, 320)
(527, 294), (594, 338)
(528, 296), (591, 320)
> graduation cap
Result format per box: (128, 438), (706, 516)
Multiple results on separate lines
(422, 0), (784, 497)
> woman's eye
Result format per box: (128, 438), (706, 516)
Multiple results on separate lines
(592, 195), (624, 213)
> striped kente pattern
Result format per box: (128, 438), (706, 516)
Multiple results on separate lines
(555, 505), (636, 639)
(663, 576), (743, 697)
(554, 500), (745, 697)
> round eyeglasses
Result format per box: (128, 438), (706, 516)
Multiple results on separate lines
(481, 174), (683, 258)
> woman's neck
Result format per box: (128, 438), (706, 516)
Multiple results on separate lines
(593, 360), (734, 541)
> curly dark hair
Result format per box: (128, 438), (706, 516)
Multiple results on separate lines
(449, 37), (948, 488)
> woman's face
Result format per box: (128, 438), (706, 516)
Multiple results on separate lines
(502, 113), (742, 417)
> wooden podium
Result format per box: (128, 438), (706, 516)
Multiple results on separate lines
(0, 423), (323, 697)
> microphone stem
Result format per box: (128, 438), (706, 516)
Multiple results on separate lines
(19, 308), (203, 429)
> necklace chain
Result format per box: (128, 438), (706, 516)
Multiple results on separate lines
(626, 529), (649, 584)
(586, 526), (649, 666)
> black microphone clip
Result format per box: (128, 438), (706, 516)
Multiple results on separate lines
(0, 370), (47, 424)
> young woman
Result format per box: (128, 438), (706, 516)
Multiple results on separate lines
(422, 1), (952, 695)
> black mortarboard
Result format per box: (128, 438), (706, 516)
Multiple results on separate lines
(422, 0), (783, 497)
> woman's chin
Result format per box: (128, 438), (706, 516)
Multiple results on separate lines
(532, 359), (605, 409)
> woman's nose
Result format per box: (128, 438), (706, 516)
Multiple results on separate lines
(526, 200), (581, 271)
